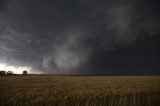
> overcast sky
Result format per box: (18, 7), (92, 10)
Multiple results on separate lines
(0, 0), (160, 75)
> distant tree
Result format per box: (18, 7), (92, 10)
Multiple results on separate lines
(23, 70), (27, 75)
(0, 71), (6, 75)
(7, 71), (13, 75)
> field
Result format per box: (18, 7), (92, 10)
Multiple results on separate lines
(0, 76), (160, 106)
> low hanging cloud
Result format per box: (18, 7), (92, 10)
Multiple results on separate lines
(42, 31), (91, 74)
(0, 0), (160, 74)
(53, 35), (90, 70)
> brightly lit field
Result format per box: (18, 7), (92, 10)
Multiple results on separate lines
(0, 76), (160, 106)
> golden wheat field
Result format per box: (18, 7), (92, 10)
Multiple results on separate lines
(0, 76), (160, 106)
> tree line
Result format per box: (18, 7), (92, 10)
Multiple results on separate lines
(0, 70), (27, 76)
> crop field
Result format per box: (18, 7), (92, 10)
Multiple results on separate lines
(0, 76), (160, 106)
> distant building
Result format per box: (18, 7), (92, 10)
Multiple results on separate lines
(0, 71), (6, 75)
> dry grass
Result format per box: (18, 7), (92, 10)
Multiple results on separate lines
(0, 76), (160, 106)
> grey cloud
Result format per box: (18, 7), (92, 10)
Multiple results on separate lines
(0, 0), (160, 74)
(53, 34), (90, 70)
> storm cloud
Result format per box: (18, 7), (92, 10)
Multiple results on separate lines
(0, 0), (160, 74)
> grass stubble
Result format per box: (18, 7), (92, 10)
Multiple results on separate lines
(0, 76), (160, 106)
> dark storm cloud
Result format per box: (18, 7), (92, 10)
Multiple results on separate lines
(0, 0), (160, 74)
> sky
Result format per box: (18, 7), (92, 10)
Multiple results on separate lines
(0, 0), (160, 75)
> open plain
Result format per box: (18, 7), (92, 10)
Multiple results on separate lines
(0, 76), (160, 106)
